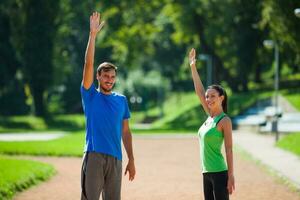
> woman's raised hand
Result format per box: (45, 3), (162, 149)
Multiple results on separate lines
(189, 48), (196, 66)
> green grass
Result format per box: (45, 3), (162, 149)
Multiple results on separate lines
(0, 116), (47, 132)
(0, 156), (55, 200)
(283, 94), (300, 111)
(229, 91), (272, 117)
(128, 112), (147, 124)
(0, 132), (85, 157)
(0, 114), (86, 133)
(277, 132), (300, 157)
(0, 130), (196, 157)
(150, 91), (271, 131)
(276, 90), (300, 156)
(151, 92), (205, 130)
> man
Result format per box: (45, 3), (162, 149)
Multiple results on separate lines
(80, 12), (135, 200)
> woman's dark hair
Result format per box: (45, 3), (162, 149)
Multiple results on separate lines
(207, 84), (228, 113)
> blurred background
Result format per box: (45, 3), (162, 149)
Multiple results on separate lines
(1, 1), (300, 199)
(0, 0), (300, 131)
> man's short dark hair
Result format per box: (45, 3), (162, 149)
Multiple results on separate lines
(97, 62), (118, 75)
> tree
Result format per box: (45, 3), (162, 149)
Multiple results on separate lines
(22, 0), (59, 116)
(261, 0), (300, 74)
(0, 0), (29, 115)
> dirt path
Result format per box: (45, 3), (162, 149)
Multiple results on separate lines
(14, 137), (300, 200)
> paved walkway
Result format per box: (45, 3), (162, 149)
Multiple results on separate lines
(233, 130), (300, 188)
(3, 130), (300, 192)
(4, 130), (300, 191)
(13, 135), (300, 200)
(0, 132), (66, 141)
(137, 131), (300, 189)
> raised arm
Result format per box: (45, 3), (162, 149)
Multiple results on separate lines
(189, 48), (209, 115)
(82, 12), (105, 89)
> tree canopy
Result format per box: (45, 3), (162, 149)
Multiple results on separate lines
(0, 0), (299, 116)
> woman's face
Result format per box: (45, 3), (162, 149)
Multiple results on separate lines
(205, 88), (224, 110)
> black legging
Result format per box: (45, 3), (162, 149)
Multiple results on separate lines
(203, 171), (229, 200)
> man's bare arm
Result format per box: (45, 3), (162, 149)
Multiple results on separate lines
(82, 12), (105, 89)
(122, 120), (136, 181)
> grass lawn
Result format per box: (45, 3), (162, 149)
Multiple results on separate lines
(151, 92), (204, 130)
(0, 130), (196, 156)
(0, 132), (85, 157)
(276, 132), (300, 157)
(0, 156), (55, 200)
(0, 115), (85, 133)
(151, 91), (271, 131)
(283, 93), (300, 111)
(276, 92), (300, 157)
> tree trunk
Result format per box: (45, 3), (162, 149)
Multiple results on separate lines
(22, 0), (59, 117)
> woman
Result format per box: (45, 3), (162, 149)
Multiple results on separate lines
(189, 48), (235, 200)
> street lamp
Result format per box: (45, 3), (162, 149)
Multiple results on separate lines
(295, 8), (300, 18)
(263, 39), (280, 141)
(130, 95), (143, 111)
(198, 54), (213, 87)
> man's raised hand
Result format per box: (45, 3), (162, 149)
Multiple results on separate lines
(90, 12), (105, 35)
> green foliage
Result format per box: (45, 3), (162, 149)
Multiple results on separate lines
(0, 116), (47, 131)
(0, 81), (29, 116)
(54, 0), (95, 114)
(123, 69), (171, 111)
(0, 156), (55, 200)
(261, 0), (300, 67)
(1, 0), (300, 117)
(0, 2), (29, 115)
(46, 114), (86, 130)
(277, 132), (300, 157)
(22, 0), (60, 116)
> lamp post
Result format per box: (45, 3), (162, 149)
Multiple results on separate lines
(198, 54), (213, 86)
(263, 39), (280, 141)
(130, 95), (143, 111)
(295, 8), (300, 18)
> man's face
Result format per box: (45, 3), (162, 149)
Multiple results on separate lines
(97, 70), (116, 93)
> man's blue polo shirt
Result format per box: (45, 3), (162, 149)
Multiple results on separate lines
(80, 83), (130, 160)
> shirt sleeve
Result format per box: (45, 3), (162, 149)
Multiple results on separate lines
(80, 83), (97, 105)
(123, 96), (131, 119)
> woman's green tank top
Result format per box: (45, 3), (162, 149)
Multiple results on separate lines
(198, 112), (227, 173)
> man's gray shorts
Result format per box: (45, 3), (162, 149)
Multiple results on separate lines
(81, 152), (122, 200)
